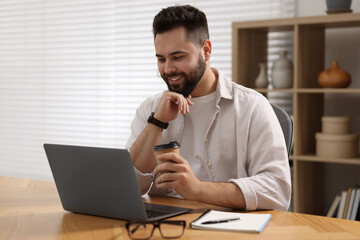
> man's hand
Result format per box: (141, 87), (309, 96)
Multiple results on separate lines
(154, 152), (246, 209)
(154, 91), (193, 123)
(154, 152), (201, 200)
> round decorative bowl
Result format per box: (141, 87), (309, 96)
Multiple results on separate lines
(316, 132), (359, 158)
(321, 116), (351, 134)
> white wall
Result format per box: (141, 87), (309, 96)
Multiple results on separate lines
(296, 0), (360, 215)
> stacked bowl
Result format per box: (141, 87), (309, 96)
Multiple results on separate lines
(316, 116), (359, 158)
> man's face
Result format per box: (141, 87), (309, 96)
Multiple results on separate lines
(155, 27), (206, 97)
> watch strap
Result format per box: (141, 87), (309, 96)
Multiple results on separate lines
(147, 112), (169, 129)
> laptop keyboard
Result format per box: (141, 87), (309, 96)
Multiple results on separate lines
(143, 202), (192, 220)
(146, 209), (167, 219)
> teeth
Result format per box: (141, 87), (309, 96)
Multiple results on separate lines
(170, 76), (181, 81)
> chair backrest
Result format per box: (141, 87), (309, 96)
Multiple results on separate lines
(270, 103), (293, 156)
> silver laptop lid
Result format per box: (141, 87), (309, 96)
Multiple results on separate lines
(44, 143), (148, 221)
(44, 143), (192, 221)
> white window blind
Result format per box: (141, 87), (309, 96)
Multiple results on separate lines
(0, 0), (294, 181)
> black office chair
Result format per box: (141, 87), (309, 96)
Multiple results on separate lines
(270, 103), (293, 156)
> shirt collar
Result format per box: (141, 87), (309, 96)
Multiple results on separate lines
(212, 68), (233, 104)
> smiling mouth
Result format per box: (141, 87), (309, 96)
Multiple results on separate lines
(169, 75), (182, 82)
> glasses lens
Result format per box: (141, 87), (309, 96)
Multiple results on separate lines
(128, 223), (154, 240)
(159, 221), (185, 238)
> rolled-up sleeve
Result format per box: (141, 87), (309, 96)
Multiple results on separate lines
(229, 96), (291, 211)
(133, 167), (155, 195)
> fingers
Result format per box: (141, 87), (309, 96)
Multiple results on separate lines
(154, 161), (179, 189)
(153, 153), (199, 199)
(169, 94), (188, 114)
(154, 153), (185, 175)
(187, 95), (194, 106)
(184, 95), (193, 113)
(156, 171), (177, 183)
(155, 91), (193, 123)
(167, 92), (192, 114)
(155, 162), (182, 175)
(155, 175), (173, 190)
(156, 152), (183, 164)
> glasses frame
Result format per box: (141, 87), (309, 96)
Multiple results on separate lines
(125, 220), (186, 240)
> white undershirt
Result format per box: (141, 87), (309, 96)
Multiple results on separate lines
(180, 91), (217, 181)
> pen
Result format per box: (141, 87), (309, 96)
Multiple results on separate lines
(201, 217), (242, 225)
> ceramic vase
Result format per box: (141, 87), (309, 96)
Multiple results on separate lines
(271, 51), (293, 89)
(318, 60), (351, 88)
(254, 63), (268, 88)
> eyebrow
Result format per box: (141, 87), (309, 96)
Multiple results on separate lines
(155, 51), (186, 58)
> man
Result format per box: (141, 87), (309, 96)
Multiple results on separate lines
(126, 5), (291, 211)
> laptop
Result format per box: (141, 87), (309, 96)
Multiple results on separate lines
(44, 143), (192, 221)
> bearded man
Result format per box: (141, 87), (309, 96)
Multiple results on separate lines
(126, 5), (291, 211)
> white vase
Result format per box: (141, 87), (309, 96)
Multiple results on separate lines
(254, 63), (268, 88)
(271, 51), (293, 89)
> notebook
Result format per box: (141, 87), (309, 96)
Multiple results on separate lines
(191, 210), (271, 233)
(44, 143), (192, 221)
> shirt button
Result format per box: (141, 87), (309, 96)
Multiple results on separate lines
(208, 162), (212, 167)
(204, 138), (208, 143)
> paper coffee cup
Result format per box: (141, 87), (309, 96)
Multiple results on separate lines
(153, 141), (180, 165)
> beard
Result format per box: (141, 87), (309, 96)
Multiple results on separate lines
(161, 53), (206, 97)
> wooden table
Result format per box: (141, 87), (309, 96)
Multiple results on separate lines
(1, 175), (359, 240)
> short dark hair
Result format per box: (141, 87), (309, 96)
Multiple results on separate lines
(152, 5), (209, 47)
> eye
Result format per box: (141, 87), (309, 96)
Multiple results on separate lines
(173, 55), (184, 60)
(157, 58), (166, 63)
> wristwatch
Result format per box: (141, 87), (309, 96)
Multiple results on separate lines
(147, 112), (169, 129)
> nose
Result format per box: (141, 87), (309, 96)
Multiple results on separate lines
(164, 60), (175, 74)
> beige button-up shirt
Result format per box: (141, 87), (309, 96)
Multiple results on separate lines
(126, 68), (291, 211)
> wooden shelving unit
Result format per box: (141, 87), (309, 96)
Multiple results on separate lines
(232, 13), (360, 215)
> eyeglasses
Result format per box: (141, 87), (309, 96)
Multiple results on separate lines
(125, 220), (186, 240)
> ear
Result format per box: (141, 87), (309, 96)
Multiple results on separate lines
(202, 39), (212, 62)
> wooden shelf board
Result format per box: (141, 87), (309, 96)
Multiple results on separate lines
(294, 154), (360, 165)
(232, 13), (360, 30)
(254, 88), (294, 93)
(254, 88), (360, 94)
(297, 88), (360, 93)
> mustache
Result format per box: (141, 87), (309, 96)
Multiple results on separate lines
(162, 72), (185, 79)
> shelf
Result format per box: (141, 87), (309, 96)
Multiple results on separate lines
(233, 13), (360, 216)
(254, 88), (294, 93)
(232, 13), (360, 30)
(296, 88), (360, 93)
(295, 155), (360, 165)
(254, 88), (360, 94)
